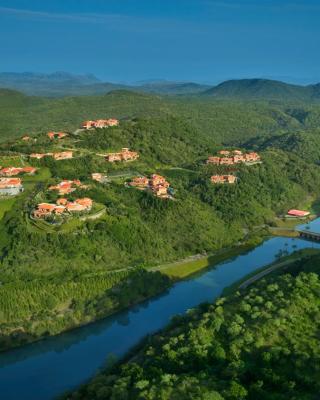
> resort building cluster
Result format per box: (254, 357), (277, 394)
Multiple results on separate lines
(82, 119), (119, 129)
(0, 178), (24, 196)
(129, 174), (172, 198)
(0, 166), (37, 176)
(207, 150), (261, 165)
(48, 180), (87, 195)
(105, 148), (139, 163)
(47, 132), (68, 140)
(33, 198), (93, 219)
(30, 151), (73, 160)
(211, 175), (237, 184)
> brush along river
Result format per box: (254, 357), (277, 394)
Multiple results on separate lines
(0, 225), (319, 400)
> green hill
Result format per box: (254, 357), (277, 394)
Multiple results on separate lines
(204, 78), (319, 102)
(0, 88), (316, 144)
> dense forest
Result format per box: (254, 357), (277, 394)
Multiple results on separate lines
(67, 253), (320, 400)
(0, 90), (320, 352)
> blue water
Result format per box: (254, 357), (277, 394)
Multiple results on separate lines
(297, 217), (320, 233)
(0, 236), (319, 400)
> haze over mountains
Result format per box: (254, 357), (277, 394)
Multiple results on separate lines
(1, 72), (320, 102)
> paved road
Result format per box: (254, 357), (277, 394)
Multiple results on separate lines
(239, 259), (294, 290)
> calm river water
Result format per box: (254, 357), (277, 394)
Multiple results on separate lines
(0, 235), (319, 400)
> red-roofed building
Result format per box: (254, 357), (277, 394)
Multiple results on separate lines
(56, 198), (68, 206)
(129, 176), (149, 188)
(211, 175), (237, 184)
(220, 157), (234, 165)
(0, 178), (24, 195)
(53, 151), (73, 160)
(245, 152), (260, 163)
(287, 209), (310, 217)
(105, 148), (139, 163)
(207, 156), (221, 165)
(82, 119), (119, 129)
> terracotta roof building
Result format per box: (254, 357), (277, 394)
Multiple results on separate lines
(105, 148), (139, 163)
(287, 209), (310, 217)
(0, 178), (24, 195)
(53, 151), (73, 160)
(82, 119), (119, 129)
(0, 166), (37, 176)
(211, 175), (237, 184)
(48, 132), (68, 140)
(33, 198), (93, 219)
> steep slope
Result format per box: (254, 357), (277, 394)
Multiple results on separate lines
(245, 130), (320, 163)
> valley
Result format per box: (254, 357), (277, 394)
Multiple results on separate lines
(0, 87), (319, 399)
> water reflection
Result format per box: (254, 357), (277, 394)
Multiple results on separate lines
(0, 236), (319, 400)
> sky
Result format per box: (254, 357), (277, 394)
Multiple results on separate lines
(0, 0), (320, 84)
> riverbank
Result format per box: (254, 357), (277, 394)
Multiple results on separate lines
(222, 247), (320, 296)
(1, 235), (319, 400)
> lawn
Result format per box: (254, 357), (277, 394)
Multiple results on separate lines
(155, 244), (253, 279)
(0, 197), (17, 220)
(0, 154), (25, 167)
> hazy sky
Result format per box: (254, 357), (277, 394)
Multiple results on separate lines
(0, 0), (319, 84)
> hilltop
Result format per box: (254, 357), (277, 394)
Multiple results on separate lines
(204, 78), (320, 102)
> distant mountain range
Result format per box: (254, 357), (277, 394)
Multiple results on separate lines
(0, 72), (210, 97)
(0, 72), (320, 101)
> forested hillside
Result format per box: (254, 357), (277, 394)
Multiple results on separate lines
(0, 111), (319, 350)
(1, 89), (320, 352)
(204, 78), (320, 102)
(3, 88), (320, 145)
(68, 254), (320, 400)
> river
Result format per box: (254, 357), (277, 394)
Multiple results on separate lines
(0, 235), (319, 400)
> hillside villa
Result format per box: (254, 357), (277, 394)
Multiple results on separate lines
(129, 174), (172, 198)
(33, 197), (93, 219)
(30, 151), (73, 160)
(105, 148), (139, 162)
(207, 150), (261, 165)
(47, 132), (68, 140)
(48, 179), (87, 195)
(287, 209), (310, 218)
(0, 166), (37, 176)
(22, 135), (31, 141)
(0, 178), (24, 196)
(211, 175), (237, 184)
(82, 119), (119, 129)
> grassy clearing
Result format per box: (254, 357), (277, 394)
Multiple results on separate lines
(0, 197), (17, 220)
(268, 227), (299, 237)
(0, 155), (24, 167)
(155, 244), (253, 279)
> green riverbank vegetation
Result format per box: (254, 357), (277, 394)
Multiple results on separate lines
(0, 91), (320, 351)
(67, 251), (320, 400)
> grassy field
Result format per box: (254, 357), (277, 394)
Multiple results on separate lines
(0, 154), (25, 167)
(154, 244), (253, 279)
(0, 197), (17, 220)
